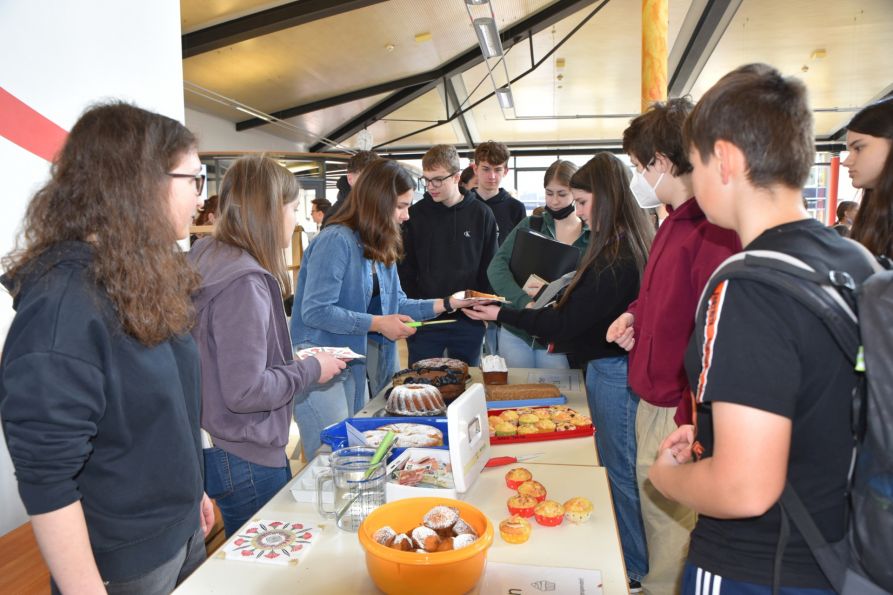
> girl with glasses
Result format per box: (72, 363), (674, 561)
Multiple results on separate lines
(1, 102), (211, 593)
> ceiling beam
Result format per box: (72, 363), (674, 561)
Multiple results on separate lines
(822, 84), (893, 142)
(667, 0), (742, 98)
(443, 78), (474, 149)
(182, 0), (388, 59)
(246, 0), (600, 134)
(309, 83), (435, 152)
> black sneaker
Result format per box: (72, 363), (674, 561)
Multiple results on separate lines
(628, 579), (643, 593)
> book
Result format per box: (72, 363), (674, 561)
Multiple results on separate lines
(216, 520), (319, 566)
(522, 274), (548, 294)
(530, 270), (576, 309)
(509, 229), (581, 287)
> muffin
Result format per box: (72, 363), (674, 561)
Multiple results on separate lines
(498, 515), (532, 544)
(488, 415), (503, 427)
(453, 533), (477, 549)
(517, 480), (547, 502)
(499, 410), (520, 423)
(452, 518), (478, 537)
(570, 415), (592, 427)
(507, 494), (537, 518)
(563, 497), (593, 524)
(390, 533), (414, 551)
(411, 525), (441, 552)
(505, 467), (533, 489)
(517, 424), (540, 436)
(494, 422), (517, 437)
(534, 419), (557, 433)
(555, 421), (576, 432)
(550, 410), (573, 422)
(533, 408), (552, 418)
(518, 412), (540, 425)
(423, 505), (460, 536)
(534, 500), (565, 527)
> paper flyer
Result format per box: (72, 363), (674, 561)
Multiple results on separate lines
(476, 562), (603, 594)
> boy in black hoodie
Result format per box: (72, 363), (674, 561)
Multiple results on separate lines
(398, 144), (498, 365)
(468, 141), (526, 246)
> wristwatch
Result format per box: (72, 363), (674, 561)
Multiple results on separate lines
(442, 296), (455, 313)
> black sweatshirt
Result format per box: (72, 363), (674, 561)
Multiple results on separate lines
(470, 188), (527, 246)
(497, 243), (639, 369)
(398, 194), (498, 312)
(0, 242), (204, 582)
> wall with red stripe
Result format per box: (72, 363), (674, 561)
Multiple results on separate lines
(0, 0), (184, 537)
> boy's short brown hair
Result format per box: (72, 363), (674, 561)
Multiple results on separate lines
(347, 150), (379, 173)
(473, 140), (510, 166)
(422, 144), (460, 173)
(683, 63), (813, 190)
(623, 98), (694, 175)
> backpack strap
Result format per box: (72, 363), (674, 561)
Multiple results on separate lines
(779, 483), (848, 593)
(695, 250), (860, 365)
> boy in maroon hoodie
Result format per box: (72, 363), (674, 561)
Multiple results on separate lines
(606, 98), (741, 594)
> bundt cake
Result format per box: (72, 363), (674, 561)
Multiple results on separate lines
(385, 384), (446, 416)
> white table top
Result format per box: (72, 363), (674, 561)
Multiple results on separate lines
(175, 367), (628, 594)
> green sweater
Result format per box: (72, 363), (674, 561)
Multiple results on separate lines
(486, 212), (589, 348)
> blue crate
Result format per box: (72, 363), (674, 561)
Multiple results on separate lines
(319, 416), (449, 461)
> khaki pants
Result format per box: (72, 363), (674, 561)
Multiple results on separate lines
(636, 400), (697, 595)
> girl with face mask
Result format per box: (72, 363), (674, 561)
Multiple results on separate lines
(485, 160), (589, 368)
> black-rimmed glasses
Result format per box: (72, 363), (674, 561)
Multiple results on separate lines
(418, 171), (458, 189)
(167, 172), (206, 195)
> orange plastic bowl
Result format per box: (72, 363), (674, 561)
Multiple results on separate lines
(357, 497), (494, 595)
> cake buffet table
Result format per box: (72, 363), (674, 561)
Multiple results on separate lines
(359, 367), (600, 467)
(175, 368), (627, 594)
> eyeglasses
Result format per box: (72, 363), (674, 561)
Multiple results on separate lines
(167, 172), (206, 195)
(419, 171), (458, 189)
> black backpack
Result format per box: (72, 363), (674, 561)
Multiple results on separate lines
(694, 247), (893, 594)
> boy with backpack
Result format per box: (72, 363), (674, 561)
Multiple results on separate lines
(648, 63), (878, 593)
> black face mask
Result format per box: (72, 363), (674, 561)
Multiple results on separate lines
(545, 203), (576, 221)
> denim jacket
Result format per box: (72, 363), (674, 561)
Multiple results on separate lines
(290, 224), (437, 355)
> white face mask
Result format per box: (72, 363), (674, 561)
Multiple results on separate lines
(629, 169), (664, 209)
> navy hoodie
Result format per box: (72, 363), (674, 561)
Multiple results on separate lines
(0, 242), (203, 582)
(398, 194), (498, 311)
(469, 188), (527, 246)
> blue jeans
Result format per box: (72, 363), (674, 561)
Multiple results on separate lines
(293, 365), (354, 459)
(484, 322), (499, 356)
(682, 563), (836, 594)
(407, 317), (485, 366)
(586, 356), (648, 581)
(497, 326), (570, 369)
(366, 337), (397, 399)
(51, 525), (206, 595)
(203, 448), (291, 537)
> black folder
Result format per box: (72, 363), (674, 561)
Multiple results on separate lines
(509, 229), (581, 286)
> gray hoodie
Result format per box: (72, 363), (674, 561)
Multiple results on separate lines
(189, 237), (320, 467)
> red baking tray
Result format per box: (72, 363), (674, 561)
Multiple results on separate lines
(487, 406), (595, 445)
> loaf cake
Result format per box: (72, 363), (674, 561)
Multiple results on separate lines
(480, 355), (508, 385)
(485, 383), (561, 402)
(385, 384), (446, 416)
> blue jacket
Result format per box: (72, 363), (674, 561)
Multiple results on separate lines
(291, 224), (437, 355)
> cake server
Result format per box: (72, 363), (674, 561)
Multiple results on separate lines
(403, 319), (458, 327)
(484, 453), (543, 468)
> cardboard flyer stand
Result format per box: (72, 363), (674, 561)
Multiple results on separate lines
(386, 384), (490, 501)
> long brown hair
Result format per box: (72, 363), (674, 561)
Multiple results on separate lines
(2, 102), (200, 346)
(543, 159), (578, 188)
(559, 153), (654, 307)
(326, 159), (413, 266)
(847, 97), (893, 258)
(213, 156), (298, 296)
